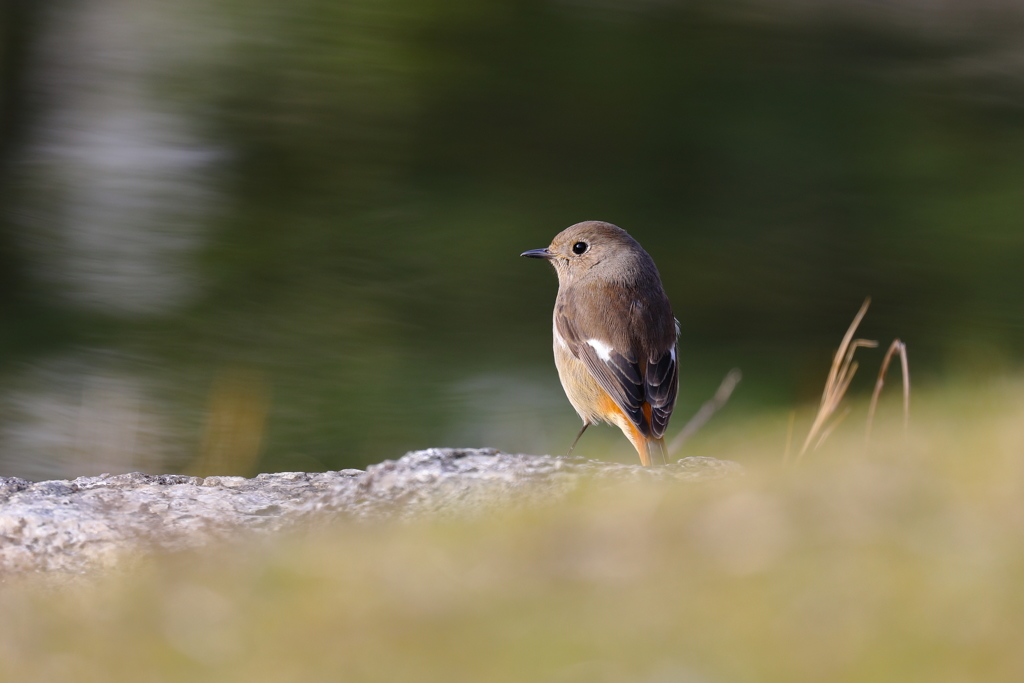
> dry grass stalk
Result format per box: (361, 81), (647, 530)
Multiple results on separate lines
(815, 406), (851, 451)
(866, 339), (910, 440)
(668, 368), (742, 455)
(795, 298), (876, 464)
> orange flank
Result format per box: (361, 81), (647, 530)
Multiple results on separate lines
(597, 390), (655, 466)
(596, 391), (622, 421)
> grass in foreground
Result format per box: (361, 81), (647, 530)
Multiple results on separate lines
(2, 376), (1024, 682)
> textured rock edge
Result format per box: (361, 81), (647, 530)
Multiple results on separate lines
(0, 449), (742, 574)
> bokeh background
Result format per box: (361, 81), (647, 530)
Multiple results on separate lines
(2, 0), (1023, 479)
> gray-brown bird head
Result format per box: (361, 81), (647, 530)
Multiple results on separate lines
(521, 221), (659, 288)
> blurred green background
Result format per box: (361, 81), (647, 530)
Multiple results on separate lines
(1, 0), (1022, 478)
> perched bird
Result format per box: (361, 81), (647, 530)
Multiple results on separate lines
(522, 221), (679, 466)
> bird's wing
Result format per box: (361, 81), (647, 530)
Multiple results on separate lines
(644, 342), (678, 439)
(555, 300), (650, 437)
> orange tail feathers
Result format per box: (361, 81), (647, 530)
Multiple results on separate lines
(600, 396), (669, 467)
(636, 437), (668, 467)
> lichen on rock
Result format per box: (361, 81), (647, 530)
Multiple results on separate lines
(0, 449), (741, 573)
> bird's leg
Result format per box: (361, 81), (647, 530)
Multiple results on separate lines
(565, 423), (589, 456)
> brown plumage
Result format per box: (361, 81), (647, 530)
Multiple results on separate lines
(522, 221), (679, 466)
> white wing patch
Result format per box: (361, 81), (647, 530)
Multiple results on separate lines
(586, 338), (614, 362)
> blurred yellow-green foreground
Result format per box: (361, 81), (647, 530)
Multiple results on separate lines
(2, 0), (1024, 478)
(3, 378), (1024, 682)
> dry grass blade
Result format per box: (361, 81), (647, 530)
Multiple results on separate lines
(899, 342), (910, 433)
(668, 368), (742, 455)
(832, 339), (880, 409)
(866, 339), (910, 440)
(821, 298), (872, 404)
(795, 298), (875, 464)
(815, 406), (851, 451)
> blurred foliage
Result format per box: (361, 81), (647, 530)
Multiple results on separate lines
(2, 0), (1024, 473)
(4, 377), (1024, 681)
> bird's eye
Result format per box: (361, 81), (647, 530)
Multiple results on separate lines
(572, 241), (588, 255)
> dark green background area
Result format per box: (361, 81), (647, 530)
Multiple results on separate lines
(2, 0), (1023, 474)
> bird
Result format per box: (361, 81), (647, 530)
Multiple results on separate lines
(522, 221), (679, 466)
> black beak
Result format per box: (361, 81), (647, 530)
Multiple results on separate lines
(521, 248), (555, 259)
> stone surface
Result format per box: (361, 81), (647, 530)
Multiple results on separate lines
(0, 448), (742, 574)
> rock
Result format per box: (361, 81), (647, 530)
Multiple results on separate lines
(0, 449), (741, 574)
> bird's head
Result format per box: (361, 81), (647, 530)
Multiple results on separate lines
(521, 221), (649, 286)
